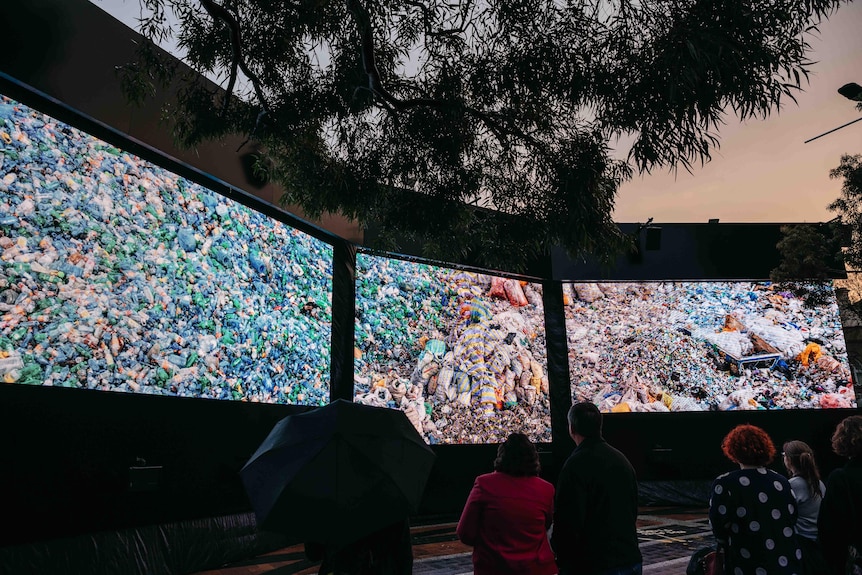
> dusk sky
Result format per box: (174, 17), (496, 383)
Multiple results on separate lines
(94, 0), (862, 225)
(614, 1), (862, 224)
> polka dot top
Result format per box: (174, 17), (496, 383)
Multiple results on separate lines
(709, 467), (804, 575)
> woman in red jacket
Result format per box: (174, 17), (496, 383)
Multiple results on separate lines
(457, 432), (557, 575)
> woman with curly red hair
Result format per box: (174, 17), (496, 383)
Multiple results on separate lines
(818, 415), (862, 575)
(709, 424), (803, 574)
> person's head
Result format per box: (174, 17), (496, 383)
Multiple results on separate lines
(721, 424), (776, 467)
(782, 440), (822, 498)
(831, 415), (862, 459)
(494, 432), (540, 477)
(567, 402), (602, 444)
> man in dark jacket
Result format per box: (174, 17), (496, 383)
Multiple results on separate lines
(552, 402), (642, 575)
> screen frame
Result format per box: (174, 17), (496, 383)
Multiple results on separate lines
(0, 73), (340, 406)
(353, 246), (554, 444)
(560, 278), (859, 413)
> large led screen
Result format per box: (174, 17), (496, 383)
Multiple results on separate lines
(355, 253), (551, 444)
(564, 281), (855, 412)
(0, 94), (333, 405)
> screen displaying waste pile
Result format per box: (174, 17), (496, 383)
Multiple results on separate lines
(0, 94), (333, 405)
(564, 281), (855, 412)
(354, 252), (551, 444)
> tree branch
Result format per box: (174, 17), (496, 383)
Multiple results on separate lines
(199, 0), (270, 115)
(402, 0), (467, 37)
(346, 0), (543, 151)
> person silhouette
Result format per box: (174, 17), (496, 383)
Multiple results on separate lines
(782, 440), (828, 573)
(457, 432), (557, 575)
(818, 415), (862, 575)
(552, 402), (641, 575)
(709, 424), (802, 574)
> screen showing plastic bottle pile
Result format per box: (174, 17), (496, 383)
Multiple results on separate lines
(0, 94), (333, 405)
(355, 252), (551, 444)
(565, 281), (856, 412)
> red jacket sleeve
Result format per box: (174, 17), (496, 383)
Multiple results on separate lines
(456, 477), (486, 546)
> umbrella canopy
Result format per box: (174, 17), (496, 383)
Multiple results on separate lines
(240, 399), (436, 545)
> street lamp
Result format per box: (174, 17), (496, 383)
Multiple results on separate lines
(803, 81), (862, 143)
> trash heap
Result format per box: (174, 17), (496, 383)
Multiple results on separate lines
(565, 281), (855, 412)
(0, 95), (333, 405)
(355, 254), (551, 444)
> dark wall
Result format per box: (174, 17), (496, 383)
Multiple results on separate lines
(599, 409), (852, 481)
(1, 382), (855, 545)
(407, 409), (859, 521)
(552, 222), (786, 281)
(0, 384), (308, 546)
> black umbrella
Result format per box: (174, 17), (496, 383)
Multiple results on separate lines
(240, 399), (436, 545)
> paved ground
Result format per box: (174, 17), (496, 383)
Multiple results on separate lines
(197, 507), (714, 575)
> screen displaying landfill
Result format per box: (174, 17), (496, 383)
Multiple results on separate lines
(354, 253), (551, 444)
(0, 94), (333, 405)
(565, 281), (855, 412)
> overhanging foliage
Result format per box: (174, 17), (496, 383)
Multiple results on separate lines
(120, 0), (846, 271)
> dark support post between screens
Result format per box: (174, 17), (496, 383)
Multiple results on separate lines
(543, 280), (573, 461)
(330, 240), (357, 401)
